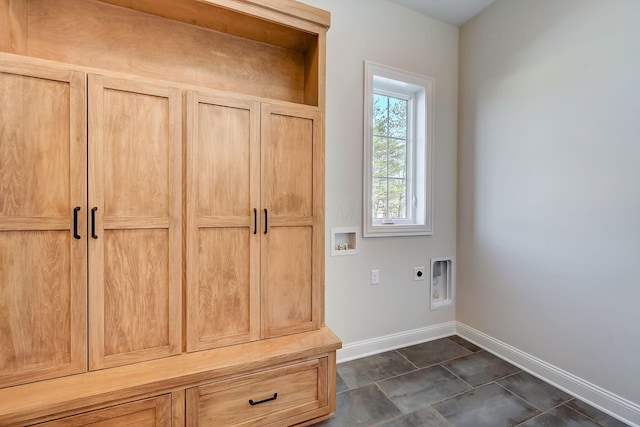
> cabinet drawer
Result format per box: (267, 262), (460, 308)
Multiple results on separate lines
(187, 358), (328, 426)
(35, 394), (171, 426)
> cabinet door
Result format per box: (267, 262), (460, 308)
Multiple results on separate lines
(185, 91), (260, 351)
(0, 59), (87, 387)
(37, 394), (171, 426)
(88, 75), (181, 369)
(261, 103), (324, 338)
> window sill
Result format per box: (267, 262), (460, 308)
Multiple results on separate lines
(363, 224), (433, 238)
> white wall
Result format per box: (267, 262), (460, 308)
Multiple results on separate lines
(458, 0), (640, 408)
(300, 0), (459, 347)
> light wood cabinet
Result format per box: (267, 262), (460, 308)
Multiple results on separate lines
(185, 93), (324, 350)
(260, 104), (324, 339)
(185, 92), (261, 352)
(88, 75), (182, 369)
(0, 0), (340, 425)
(0, 58), (87, 388)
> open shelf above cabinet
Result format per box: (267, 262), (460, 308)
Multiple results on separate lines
(0, 0), (329, 106)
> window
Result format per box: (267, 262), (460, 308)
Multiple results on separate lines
(363, 61), (433, 237)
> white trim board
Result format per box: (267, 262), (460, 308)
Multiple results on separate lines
(457, 322), (640, 427)
(337, 321), (456, 363)
(336, 321), (640, 426)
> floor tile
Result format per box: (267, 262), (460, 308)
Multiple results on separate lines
(497, 371), (572, 411)
(337, 351), (416, 389)
(378, 406), (453, 427)
(518, 404), (602, 427)
(398, 338), (472, 368)
(442, 351), (520, 387)
(432, 383), (539, 427)
(447, 335), (482, 353)
(336, 372), (348, 394)
(378, 365), (472, 413)
(564, 399), (630, 427)
(313, 383), (402, 426)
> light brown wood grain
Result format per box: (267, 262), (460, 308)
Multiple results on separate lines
(88, 74), (181, 370)
(261, 106), (316, 218)
(185, 91), (260, 352)
(103, 229), (170, 355)
(96, 0), (323, 50)
(195, 228), (252, 349)
(26, 0), (307, 104)
(0, 71), (70, 217)
(0, 328), (340, 425)
(197, 102), (251, 218)
(171, 389), (186, 427)
(0, 0), (336, 423)
(0, 59), (86, 388)
(260, 103), (323, 339)
(38, 394), (171, 426)
(0, 0), (27, 54)
(187, 358), (324, 426)
(262, 226), (313, 338)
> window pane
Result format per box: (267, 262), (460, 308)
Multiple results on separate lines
(373, 137), (388, 177)
(372, 178), (387, 219)
(373, 94), (388, 136)
(388, 178), (407, 219)
(388, 97), (407, 138)
(388, 139), (406, 178)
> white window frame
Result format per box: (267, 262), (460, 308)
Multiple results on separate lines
(363, 61), (434, 237)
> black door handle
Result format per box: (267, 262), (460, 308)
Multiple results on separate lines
(253, 208), (257, 235)
(264, 209), (268, 235)
(249, 393), (278, 406)
(91, 207), (98, 239)
(73, 207), (81, 240)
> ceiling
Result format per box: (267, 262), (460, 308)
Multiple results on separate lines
(387, 0), (496, 27)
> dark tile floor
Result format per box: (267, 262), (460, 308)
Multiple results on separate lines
(312, 335), (629, 427)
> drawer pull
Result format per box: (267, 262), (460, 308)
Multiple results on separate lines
(249, 393), (278, 406)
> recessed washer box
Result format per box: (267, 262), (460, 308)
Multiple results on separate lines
(430, 257), (455, 310)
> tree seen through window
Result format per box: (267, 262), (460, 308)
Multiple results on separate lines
(372, 93), (408, 220)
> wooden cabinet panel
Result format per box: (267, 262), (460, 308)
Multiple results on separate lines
(103, 229), (170, 358)
(195, 228), (252, 348)
(186, 358), (328, 427)
(0, 59), (86, 387)
(261, 104), (324, 339)
(185, 92), (260, 352)
(262, 227), (313, 336)
(262, 112), (314, 218)
(37, 394), (171, 427)
(88, 75), (181, 369)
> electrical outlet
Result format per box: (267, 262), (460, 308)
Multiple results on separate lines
(371, 269), (380, 285)
(414, 267), (425, 281)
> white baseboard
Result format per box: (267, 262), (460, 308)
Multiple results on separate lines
(336, 321), (456, 363)
(456, 322), (640, 427)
